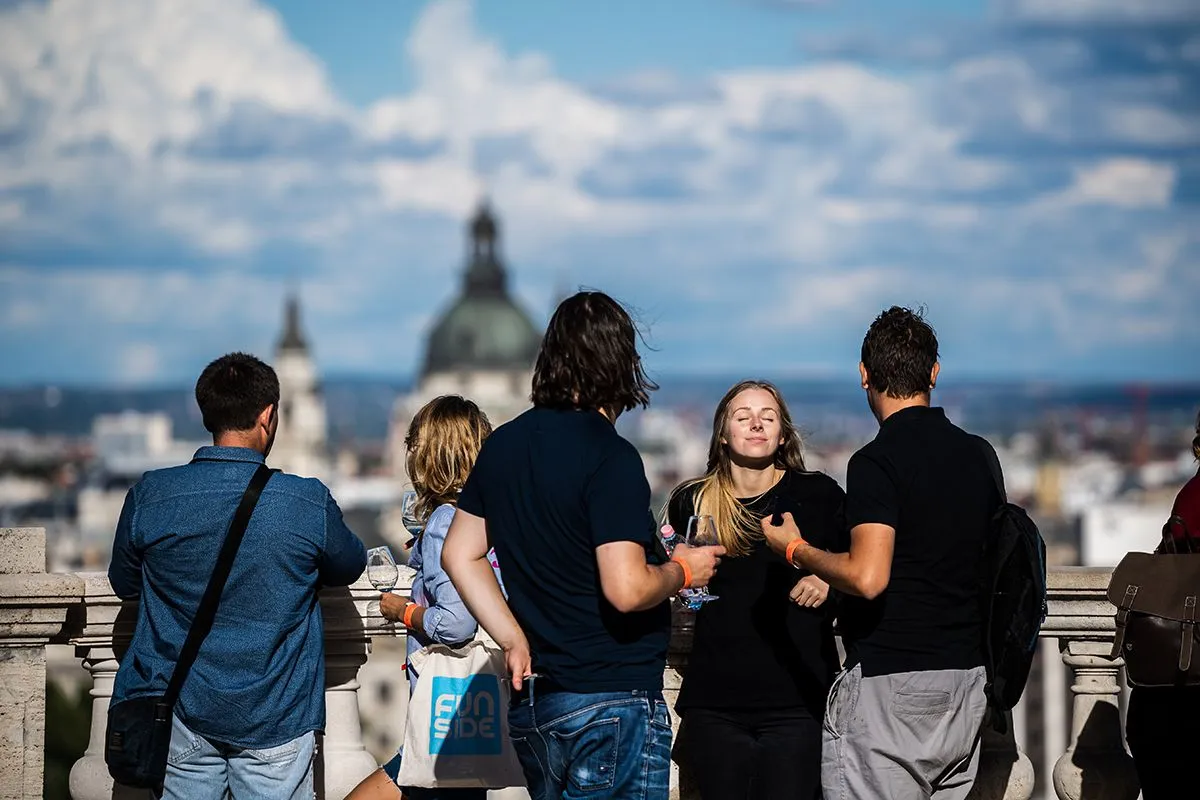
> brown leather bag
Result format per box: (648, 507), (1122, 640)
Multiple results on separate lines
(1108, 518), (1200, 688)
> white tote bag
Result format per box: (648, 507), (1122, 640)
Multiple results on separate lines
(395, 637), (526, 789)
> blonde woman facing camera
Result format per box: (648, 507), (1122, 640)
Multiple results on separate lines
(667, 381), (845, 800)
(347, 395), (495, 800)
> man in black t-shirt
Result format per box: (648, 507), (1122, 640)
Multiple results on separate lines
(442, 291), (724, 800)
(763, 307), (998, 800)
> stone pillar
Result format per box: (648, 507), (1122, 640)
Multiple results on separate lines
(67, 572), (138, 800)
(320, 642), (377, 798)
(1051, 639), (1139, 800)
(0, 527), (82, 800)
(68, 649), (134, 800)
(666, 607), (698, 800)
(967, 713), (1035, 800)
(318, 578), (404, 799)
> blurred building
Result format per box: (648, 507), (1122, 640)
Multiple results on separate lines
(270, 294), (330, 479)
(386, 202), (541, 487)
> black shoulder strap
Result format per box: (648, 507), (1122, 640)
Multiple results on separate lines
(164, 463), (275, 707)
(975, 436), (1008, 505)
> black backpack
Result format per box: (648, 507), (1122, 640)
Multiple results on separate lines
(976, 439), (1048, 732)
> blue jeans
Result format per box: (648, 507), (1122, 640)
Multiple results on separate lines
(161, 714), (314, 799)
(508, 685), (672, 800)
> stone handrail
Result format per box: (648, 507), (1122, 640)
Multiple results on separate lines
(0, 528), (1142, 800)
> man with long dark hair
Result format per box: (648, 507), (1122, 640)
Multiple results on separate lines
(443, 291), (724, 800)
(108, 352), (366, 798)
(763, 307), (997, 799)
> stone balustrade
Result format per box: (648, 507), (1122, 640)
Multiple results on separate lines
(0, 528), (1143, 800)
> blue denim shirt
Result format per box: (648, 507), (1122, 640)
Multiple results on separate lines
(109, 446), (367, 749)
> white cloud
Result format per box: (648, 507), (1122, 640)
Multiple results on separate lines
(1044, 159), (1177, 210)
(0, 0), (1197, 382)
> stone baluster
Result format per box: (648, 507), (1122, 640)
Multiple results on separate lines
(967, 713), (1035, 800)
(0, 527), (83, 800)
(1041, 568), (1139, 800)
(318, 574), (411, 799)
(67, 572), (137, 800)
(665, 607), (696, 800)
(1050, 639), (1139, 800)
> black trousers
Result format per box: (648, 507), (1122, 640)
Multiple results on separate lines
(1126, 686), (1200, 800)
(680, 706), (822, 800)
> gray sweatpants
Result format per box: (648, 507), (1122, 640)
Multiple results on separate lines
(821, 664), (988, 800)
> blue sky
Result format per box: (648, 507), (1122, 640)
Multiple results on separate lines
(0, 0), (1197, 385)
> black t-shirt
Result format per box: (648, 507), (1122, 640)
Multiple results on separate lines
(840, 406), (1000, 677)
(668, 469), (846, 716)
(458, 407), (670, 693)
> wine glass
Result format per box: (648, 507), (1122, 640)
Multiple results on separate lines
(682, 515), (719, 606)
(400, 491), (421, 547)
(365, 546), (399, 617)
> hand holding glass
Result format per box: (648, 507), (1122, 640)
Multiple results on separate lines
(366, 546), (399, 617)
(682, 515), (720, 606)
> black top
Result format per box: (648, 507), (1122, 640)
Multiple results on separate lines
(840, 406), (1000, 677)
(458, 407), (670, 693)
(668, 469), (846, 716)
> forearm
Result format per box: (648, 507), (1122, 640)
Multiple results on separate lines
(446, 553), (525, 649)
(790, 542), (873, 598)
(623, 561), (687, 612)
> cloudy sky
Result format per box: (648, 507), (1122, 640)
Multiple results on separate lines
(1, 0), (1197, 386)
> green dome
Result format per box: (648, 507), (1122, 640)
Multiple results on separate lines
(423, 294), (541, 375)
(421, 202), (543, 376)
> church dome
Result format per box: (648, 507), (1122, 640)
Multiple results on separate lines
(421, 203), (542, 377)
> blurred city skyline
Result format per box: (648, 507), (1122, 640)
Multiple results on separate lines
(1, 0), (1198, 386)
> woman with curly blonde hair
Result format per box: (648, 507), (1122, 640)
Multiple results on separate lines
(348, 395), (494, 800)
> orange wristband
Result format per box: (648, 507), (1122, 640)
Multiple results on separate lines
(785, 537), (806, 567)
(671, 555), (693, 590)
(403, 602), (420, 629)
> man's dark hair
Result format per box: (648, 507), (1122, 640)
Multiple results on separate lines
(195, 352), (280, 435)
(531, 291), (658, 414)
(860, 306), (939, 399)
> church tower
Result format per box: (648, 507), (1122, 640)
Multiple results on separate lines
(271, 293), (330, 479)
(386, 201), (542, 486)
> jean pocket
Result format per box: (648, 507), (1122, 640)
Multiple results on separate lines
(243, 737), (302, 766)
(892, 690), (953, 716)
(549, 717), (619, 794)
(166, 716), (202, 766)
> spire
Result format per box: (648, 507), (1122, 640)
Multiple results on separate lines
(278, 293), (308, 352)
(465, 199), (506, 297)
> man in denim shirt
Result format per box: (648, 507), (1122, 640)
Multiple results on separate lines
(109, 352), (367, 798)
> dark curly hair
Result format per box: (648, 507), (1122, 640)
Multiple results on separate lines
(860, 306), (939, 399)
(531, 291), (657, 415)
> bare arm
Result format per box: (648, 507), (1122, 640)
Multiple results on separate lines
(441, 508), (532, 690)
(762, 513), (894, 599)
(595, 541), (723, 613)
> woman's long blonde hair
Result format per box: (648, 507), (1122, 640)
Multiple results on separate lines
(405, 395), (492, 524)
(670, 380), (806, 557)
